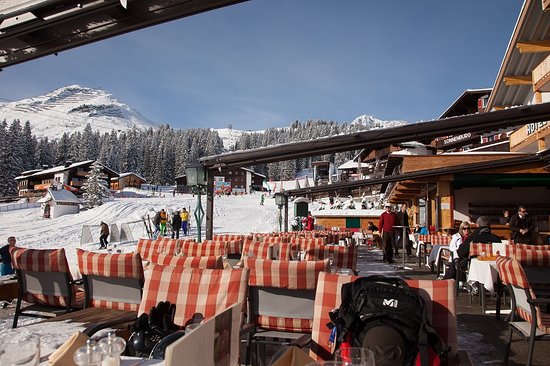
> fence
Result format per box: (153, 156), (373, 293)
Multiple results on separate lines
(0, 202), (40, 212)
(81, 219), (146, 246)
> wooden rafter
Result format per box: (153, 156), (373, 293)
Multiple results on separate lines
(504, 75), (532, 86)
(516, 40), (550, 54)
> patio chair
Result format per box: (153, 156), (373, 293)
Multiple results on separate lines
(138, 265), (249, 328)
(455, 242), (494, 296)
(290, 237), (327, 250)
(241, 240), (275, 260)
(149, 252), (224, 269)
(10, 247), (84, 328)
(76, 249), (144, 311)
(303, 244), (358, 275)
(496, 256), (550, 366)
(277, 243), (299, 261)
(244, 258), (329, 366)
(309, 272), (458, 363)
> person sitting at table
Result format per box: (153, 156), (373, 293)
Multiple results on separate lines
(457, 216), (501, 260)
(367, 221), (379, 232)
(443, 221), (470, 280)
(0, 236), (16, 276)
(499, 210), (511, 225)
(509, 206), (537, 244)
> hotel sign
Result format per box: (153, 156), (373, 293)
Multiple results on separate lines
(435, 132), (477, 148)
(526, 121), (547, 135)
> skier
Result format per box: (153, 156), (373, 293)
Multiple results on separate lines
(260, 193), (265, 206)
(171, 210), (182, 239)
(180, 208), (189, 236)
(153, 211), (161, 238)
(159, 209), (167, 236)
(99, 222), (109, 249)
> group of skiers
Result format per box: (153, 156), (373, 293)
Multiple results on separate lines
(152, 208), (189, 239)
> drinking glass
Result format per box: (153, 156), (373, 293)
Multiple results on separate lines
(334, 347), (375, 366)
(0, 333), (40, 366)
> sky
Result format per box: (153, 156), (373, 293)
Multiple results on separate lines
(1, 0), (523, 131)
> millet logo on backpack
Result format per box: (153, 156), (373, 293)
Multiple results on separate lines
(382, 298), (398, 308)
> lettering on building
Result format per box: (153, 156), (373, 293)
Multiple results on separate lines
(526, 121), (547, 135)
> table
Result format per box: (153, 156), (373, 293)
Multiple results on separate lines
(467, 258), (499, 316)
(0, 276), (18, 302)
(41, 307), (138, 335)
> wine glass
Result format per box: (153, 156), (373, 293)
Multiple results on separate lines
(0, 333), (40, 366)
(334, 347), (375, 366)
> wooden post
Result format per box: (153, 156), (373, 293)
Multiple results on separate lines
(437, 180), (453, 230)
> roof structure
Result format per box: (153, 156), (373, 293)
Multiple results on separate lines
(0, 0), (247, 69)
(37, 187), (81, 204)
(15, 160), (118, 180)
(201, 103), (550, 169)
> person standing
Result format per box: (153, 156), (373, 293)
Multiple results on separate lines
(99, 222), (109, 249)
(260, 193), (265, 206)
(153, 211), (161, 238)
(379, 203), (397, 264)
(171, 211), (182, 239)
(180, 208), (189, 236)
(509, 206), (537, 244)
(303, 211), (315, 231)
(159, 209), (168, 236)
(0, 236), (16, 276)
(396, 203), (411, 257)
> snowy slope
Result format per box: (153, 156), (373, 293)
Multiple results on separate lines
(0, 85), (157, 140)
(351, 114), (408, 129)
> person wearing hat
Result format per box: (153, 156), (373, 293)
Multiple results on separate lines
(99, 222), (109, 249)
(379, 203), (397, 264)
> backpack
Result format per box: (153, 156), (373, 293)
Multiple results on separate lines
(329, 276), (449, 366)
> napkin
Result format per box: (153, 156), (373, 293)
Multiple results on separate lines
(48, 331), (89, 366)
(271, 346), (315, 366)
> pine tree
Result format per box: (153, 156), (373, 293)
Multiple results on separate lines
(81, 161), (110, 209)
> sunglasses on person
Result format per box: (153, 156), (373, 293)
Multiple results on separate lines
(462, 227), (470, 230)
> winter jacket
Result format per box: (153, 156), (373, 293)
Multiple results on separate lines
(172, 213), (182, 229)
(509, 213), (536, 244)
(153, 212), (161, 226)
(100, 223), (109, 236)
(159, 211), (167, 224)
(180, 211), (189, 222)
(379, 211), (397, 233)
(457, 227), (501, 260)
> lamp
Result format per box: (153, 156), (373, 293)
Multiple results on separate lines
(274, 192), (287, 232)
(186, 164), (208, 242)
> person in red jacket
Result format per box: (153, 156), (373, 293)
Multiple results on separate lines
(379, 202), (397, 264)
(302, 211), (315, 231)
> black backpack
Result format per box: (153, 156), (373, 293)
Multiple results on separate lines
(329, 276), (449, 366)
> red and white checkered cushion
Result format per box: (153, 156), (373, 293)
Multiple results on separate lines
(11, 247), (83, 308)
(513, 243), (550, 250)
(139, 265), (249, 327)
(469, 243), (495, 257)
(310, 273), (457, 361)
(149, 253), (224, 269)
(179, 241), (226, 257)
(136, 238), (157, 261)
(245, 259), (328, 332)
(418, 235), (451, 246)
(304, 245), (357, 272)
(278, 243), (299, 261)
(262, 236), (289, 244)
(210, 237), (243, 254)
(291, 237), (327, 250)
(76, 249), (144, 311)
(155, 238), (180, 256)
(241, 240), (273, 260)
(512, 248), (550, 266)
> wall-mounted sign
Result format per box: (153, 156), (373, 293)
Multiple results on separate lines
(526, 121), (547, 135)
(435, 132), (477, 148)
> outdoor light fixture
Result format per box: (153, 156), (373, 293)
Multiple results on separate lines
(274, 192), (287, 232)
(186, 164), (208, 242)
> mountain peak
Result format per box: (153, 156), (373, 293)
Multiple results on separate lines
(0, 85), (157, 140)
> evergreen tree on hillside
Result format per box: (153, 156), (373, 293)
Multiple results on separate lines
(0, 121), (12, 196)
(82, 161), (110, 209)
(2, 120), (25, 196)
(22, 121), (37, 171)
(35, 137), (54, 168)
(55, 133), (71, 165)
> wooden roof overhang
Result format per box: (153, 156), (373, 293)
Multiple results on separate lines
(285, 149), (550, 199)
(201, 103), (550, 169)
(0, 0), (248, 69)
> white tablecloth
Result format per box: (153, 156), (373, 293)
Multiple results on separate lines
(467, 258), (498, 294)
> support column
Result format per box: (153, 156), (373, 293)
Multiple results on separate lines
(284, 199), (289, 232)
(437, 179), (453, 230)
(206, 169), (214, 240)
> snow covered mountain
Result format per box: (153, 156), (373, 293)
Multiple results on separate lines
(351, 115), (408, 129)
(0, 85), (157, 140)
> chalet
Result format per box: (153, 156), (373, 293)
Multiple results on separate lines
(111, 172), (146, 190)
(15, 160), (119, 197)
(175, 167), (266, 194)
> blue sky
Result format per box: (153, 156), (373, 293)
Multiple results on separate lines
(2, 0), (523, 130)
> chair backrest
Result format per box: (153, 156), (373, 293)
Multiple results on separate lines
(149, 252), (224, 269)
(245, 258), (328, 332)
(139, 265), (249, 327)
(304, 245), (357, 272)
(179, 240), (226, 257)
(11, 247), (75, 307)
(513, 243), (550, 250)
(496, 256), (543, 329)
(310, 273), (457, 361)
(290, 237), (327, 249)
(241, 240), (274, 260)
(512, 248), (550, 266)
(211, 236), (244, 254)
(156, 237), (180, 256)
(418, 235), (451, 245)
(76, 249), (144, 311)
(469, 243), (494, 258)
(277, 243), (299, 261)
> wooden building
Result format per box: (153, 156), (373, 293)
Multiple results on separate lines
(15, 160), (118, 197)
(111, 172), (146, 190)
(36, 187), (81, 218)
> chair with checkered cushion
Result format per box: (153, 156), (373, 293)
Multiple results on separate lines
(304, 245), (358, 275)
(10, 246), (84, 328)
(310, 272), (458, 362)
(241, 240), (274, 261)
(513, 243), (550, 250)
(76, 249), (144, 312)
(290, 237), (327, 250)
(149, 253), (224, 269)
(138, 265), (249, 328)
(244, 258), (329, 365)
(179, 240), (227, 257)
(496, 256), (550, 366)
(512, 248), (550, 267)
(277, 243), (299, 261)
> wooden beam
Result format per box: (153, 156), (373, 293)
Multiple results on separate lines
(504, 75), (532, 86)
(517, 41), (550, 54)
